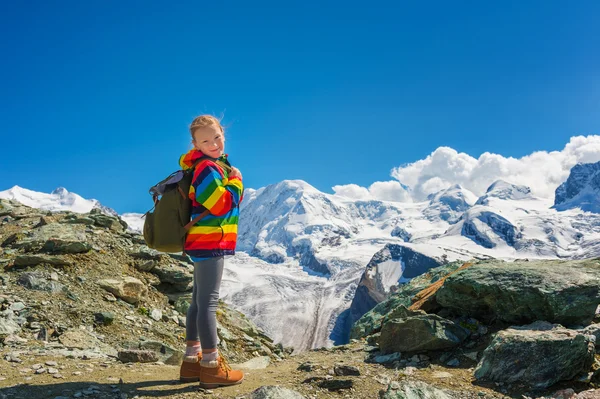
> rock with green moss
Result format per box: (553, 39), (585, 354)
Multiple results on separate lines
(437, 259), (600, 326)
(474, 321), (596, 389)
(351, 262), (465, 340)
(380, 314), (469, 354)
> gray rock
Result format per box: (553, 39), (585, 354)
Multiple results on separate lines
(474, 322), (596, 389)
(64, 217), (95, 226)
(379, 380), (455, 399)
(380, 314), (469, 353)
(150, 309), (162, 321)
(151, 264), (192, 291)
(12, 223), (91, 254)
(13, 254), (72, 267)
(334, 364), (360, 376)
(17, 271), (64, 293)
(117, 349), (158, 363)
(582, 323), (600, 344)
(436, 259), (600, 326)
(0, 200), (14, 217)
(174, 294), (192, 315)
(94, 312), (115, 326)
(90, 214), (126, 232)
(129, 246), (162, 260)
(10, 302), (26, 311)
(318, 379), (353, 391)
(58, 329), (118, 357)
(242, 386), (305, 399)
(297, 361), (318, 372)
(371, 352), (402, 364)
(97, 277), (147, 304)
(123, 340), (182, 365)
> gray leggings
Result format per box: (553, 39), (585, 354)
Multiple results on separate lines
(185, 256), (224, 349)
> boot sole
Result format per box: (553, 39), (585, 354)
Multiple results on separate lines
(199, 376), (244, 389)
(180, 376), (200, 382)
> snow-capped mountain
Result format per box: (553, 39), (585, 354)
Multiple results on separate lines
(3, 160), (600, 351)
(554, 161), (600, 213)
(475, 179), (533, 205)
(0, 186), (118, 216)
(231, 174), (600, 349)
(423, 184), (478, 223)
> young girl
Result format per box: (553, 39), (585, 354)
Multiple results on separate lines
(178, 115), (244, 388)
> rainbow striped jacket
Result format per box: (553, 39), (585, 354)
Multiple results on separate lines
(179, 149), (243, 260)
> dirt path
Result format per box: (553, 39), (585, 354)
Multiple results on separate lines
(0, 342), (520, 399)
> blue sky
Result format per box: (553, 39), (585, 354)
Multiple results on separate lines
(1, 1), (598, 213)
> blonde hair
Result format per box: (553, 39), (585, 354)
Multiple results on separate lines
(189, 114), (224, 141)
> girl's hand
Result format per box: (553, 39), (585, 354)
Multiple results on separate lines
(230, 166), (243, 180)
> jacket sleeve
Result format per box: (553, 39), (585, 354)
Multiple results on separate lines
(192, 162), (243, 216)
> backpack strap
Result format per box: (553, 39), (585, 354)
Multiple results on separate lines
(184, 210), (210, 230)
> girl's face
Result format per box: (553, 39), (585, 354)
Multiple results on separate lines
(192, 126), (225, 158)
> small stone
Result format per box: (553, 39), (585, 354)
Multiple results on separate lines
(371, 352), (402, 364)
(447, 358), (460, 367)
(318, 379), (353, 391)
(45, 360), (58, 366)
(53, 374), (64, 379)
(48, 367), (59, 374)
(35, 367), (47, 374)
(117, 349), (158, 363)
(5, 354), (23, 363)
(150, 309), (162, 321)
(10, 302), (26, 311)
(298, 361), (318, 372)
(94, 312), (115, 326)
(334, 364), (360, 376)
(104, 293), (117, 302)
(31, 363), (43, 370)
(73, 371), (83, 376)
(49, 272), (59, 281)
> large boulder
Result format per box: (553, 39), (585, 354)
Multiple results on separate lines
(351, 262), (465, 340)
(10, 223), (91, 254)
(436, 259), (600, 325)
(474, 321), (596, 389)
(379, 314), (469, 354)
(97, 277), (147, 304)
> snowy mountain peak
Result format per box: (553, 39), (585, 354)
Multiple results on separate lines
(51, 187), (69, 196)
(0, 185), (118, 217)
(476, 180), (533, 205)
(423, 184), (477, 223)
(554, 161), (600, 213)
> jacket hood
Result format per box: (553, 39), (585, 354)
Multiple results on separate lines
(179, 149), (227, 170)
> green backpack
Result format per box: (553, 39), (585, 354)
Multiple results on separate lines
(143, 157), (214, 253)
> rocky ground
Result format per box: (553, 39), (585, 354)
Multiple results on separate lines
(1, 199), (600, 399)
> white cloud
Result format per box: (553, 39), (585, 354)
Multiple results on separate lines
(331, 135), (600, 203)
(332, 181), (411, 202)
(391, 135), (600, 200)
(331, 184), (371, 200)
